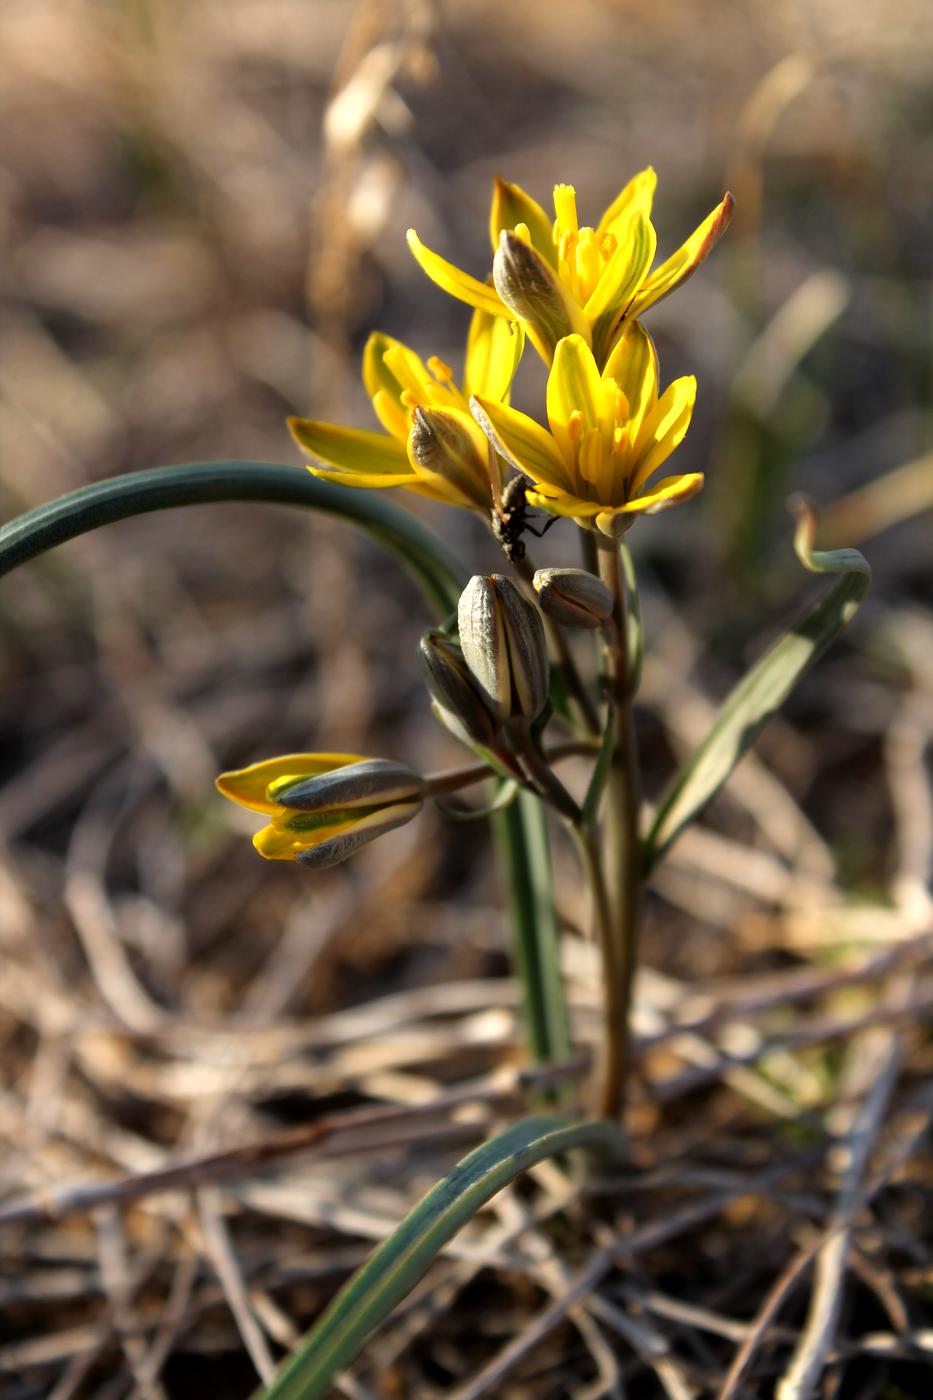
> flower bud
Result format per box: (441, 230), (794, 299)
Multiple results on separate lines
(408, 406), (491, 510)
(458, 575), (549, 721)
(533, 568), (614, 630)
(292, 805), (421, 869)
(276, 758), (423, 810)
(493, 230), (587, 360)
(216, 752), (423, 866)
(418, 631), (500, 748)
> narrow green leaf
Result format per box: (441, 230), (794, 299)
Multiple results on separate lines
(259, 1115), (623, 1400)
(494, 792), (572, 1068)
(0, 461), (464, 619)
(643, 497), (871, 873)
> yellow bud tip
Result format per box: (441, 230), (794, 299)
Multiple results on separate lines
(427, 355), (454, 384)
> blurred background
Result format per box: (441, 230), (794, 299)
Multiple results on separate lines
(1, 1), (931, 1395)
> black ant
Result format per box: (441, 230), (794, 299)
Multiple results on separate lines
(490, 473), (557, 563)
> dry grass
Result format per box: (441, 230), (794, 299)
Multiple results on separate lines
(1, 1), (931, 1395)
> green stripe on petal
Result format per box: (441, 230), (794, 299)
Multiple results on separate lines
(288, 418), (411, 480)
(407, 229), (508, 318)
(525, 485), (604, 521)
(585, 210), (657, 366)
(626, 192), (734, 321)
(489, 177), (556, 265)
(596, 167), (657, 244)
(463, 309), (525, 403)
(471, 396), (571, 493)
(623, 471), (704, 514)
(628, 375), (696, 495)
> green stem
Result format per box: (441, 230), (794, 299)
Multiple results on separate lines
(592, 531), (643, 1120)
(570, 824), (627, 1120)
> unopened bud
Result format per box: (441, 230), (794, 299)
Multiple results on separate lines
(418, 631), (500, 748)
(458, 575), (549, 721)
(408, 406), (490, 509)
(276, 758), (424, 811)
(293, 804), (421, 869)
(493, 230), (586, 360)
(533, 568), (614, 630)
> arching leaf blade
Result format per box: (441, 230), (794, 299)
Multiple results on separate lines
(259, 1115), (622, 1400)
(643, 497), (871, 873)
(0, 461), (464, 618)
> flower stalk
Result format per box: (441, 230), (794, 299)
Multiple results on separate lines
(588, 529), (643, 1119)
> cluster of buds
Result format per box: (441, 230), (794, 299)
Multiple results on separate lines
(217, 565), (622, 869)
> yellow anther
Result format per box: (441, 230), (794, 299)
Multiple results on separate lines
(612, 426), (626, 453)
(513, 221), (532, 246)
(400, 389), (420, 409)
(553, 183), (578, 237)
(427, 356), (454, 384)
(567, 409), (584, 443)
(600, 232), (617, 262)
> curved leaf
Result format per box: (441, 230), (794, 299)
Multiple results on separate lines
(643, 497), (871, 873)
(259, 1114), (622, 1400)
(0, 461), (464, 619)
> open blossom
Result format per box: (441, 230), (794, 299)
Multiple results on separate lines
(216, 754), (424, 866)
(408, 169), (732, 366)
(472, 324), (702, 536)
(288, 309), (523, 510)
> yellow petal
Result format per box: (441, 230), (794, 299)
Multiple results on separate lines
(585, 209), (657, 364)
(547, 334), (603, 461)
(489, 177), (555, 264)
(621, 471), (705, 514)
(471, 396), (571, 492)
(362, 332), (426, 438)
(525, 484), (604, 521)
(601, 320), (658, 434)
(628, 375), (696, 494)
(288, 418), (410, 480)
(596, 167), (657, 243)
(407, 229), (508, 318)
(463, 309), (525, 403)
(217, 753), (362, 816)
(626, 192), (734, 321)
(253, 814), (351, 861)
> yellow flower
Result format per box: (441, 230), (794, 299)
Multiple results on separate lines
(216, 754), (424, 866)
(407, 170), (733, 366)
(472, 325), (702, 536)
(288, 309), (523, 511)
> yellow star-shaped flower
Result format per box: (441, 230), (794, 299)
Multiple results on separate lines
(408, 169), (732, 367)
(472, 325), (702, 536)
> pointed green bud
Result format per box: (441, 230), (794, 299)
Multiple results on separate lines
(276, 758), (424, 811)
(458, 574), (549, 721)
(418, 631), (500, 748)
(408, 406), (491, 510)
(533, 568), (614, 630)
(493, 230), (588, 360)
